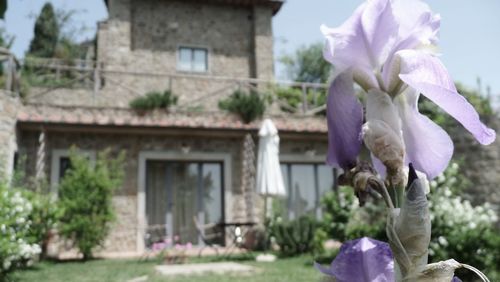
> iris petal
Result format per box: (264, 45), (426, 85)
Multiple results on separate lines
(321, 3), (370, 75)
(398, 50), (496, 145)
(392, 0), (440, 43)
(360, 0), (398, 66)
(396, 89), (453, 180)
(315, 237), (394, 282)
(383, 0), (440, 92)
(321, 0), (399, 81)
(326, 71), (363, 169)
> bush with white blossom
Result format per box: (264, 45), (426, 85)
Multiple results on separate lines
(0, 184), (41, 275)
(428, 162), (500, 281)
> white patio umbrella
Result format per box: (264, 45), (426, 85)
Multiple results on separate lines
(256, 119), (286, 220)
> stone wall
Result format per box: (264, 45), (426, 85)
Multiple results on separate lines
(17, 129), (247, 253)
(27, 0), (276, 109)
(252, 5), (274, 80)
(103, 195), (138, 253)
(17, 126), (329, 254)
(0, 92), (20, 178)
(450, 117), (500, 215)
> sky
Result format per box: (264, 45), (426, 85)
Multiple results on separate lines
(5, 0), (500, 99)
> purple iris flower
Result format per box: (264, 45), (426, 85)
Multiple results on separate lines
(315, 237), (463, 282)
(315, 237), (394, 282)
(322, 0), (495, 179)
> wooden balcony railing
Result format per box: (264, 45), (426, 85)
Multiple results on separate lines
(6, 57), (329, 116)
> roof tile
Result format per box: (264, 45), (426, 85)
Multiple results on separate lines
(17, 104), (328, 134)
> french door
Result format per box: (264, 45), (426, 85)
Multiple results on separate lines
(145, 160), (224, 245)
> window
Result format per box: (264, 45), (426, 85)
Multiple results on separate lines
(280, 163), (336, 219)
(177, 47), (208, 72)
(50, 150), (95, 196)
(54, 156), (73, 185)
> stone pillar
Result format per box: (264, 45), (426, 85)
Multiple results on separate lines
(252, 6), (274, 81)
(97, 0), (132, 67)
(241, 134), (258, 223)
(0, 92), (20, 180)
(35, 130), (47, 181)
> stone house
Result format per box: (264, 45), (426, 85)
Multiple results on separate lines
(0, 0), (336, 256)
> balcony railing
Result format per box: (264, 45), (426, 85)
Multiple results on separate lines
(6, 57), (329, 116)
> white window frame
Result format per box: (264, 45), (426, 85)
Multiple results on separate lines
(50, 149), (96, 196)
(176, 45), (209, 73)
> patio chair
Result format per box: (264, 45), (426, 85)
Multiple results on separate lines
(192, 216), (223, 257)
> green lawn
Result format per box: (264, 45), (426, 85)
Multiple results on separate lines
(11, 255), (324, 282)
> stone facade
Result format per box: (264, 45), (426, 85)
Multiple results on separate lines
(27, 0), (277, 109)
(451, 118), (500, 217)
(0, 91), (20, 178)
(9, 0), (338, 256)
(16, 124), (328, 253)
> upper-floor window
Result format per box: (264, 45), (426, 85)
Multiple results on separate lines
(177, 47), (208, 73)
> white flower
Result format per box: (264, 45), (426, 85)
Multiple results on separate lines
(468, 222), (477, 229)
(444, 189), (452, 197)
(438, 236), (448, 247)
(16, 217), (26, 225)
(3, 259), (11, 270)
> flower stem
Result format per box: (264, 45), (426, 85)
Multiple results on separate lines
(389, 184), (405, 208)
(388, 185), (397, 207)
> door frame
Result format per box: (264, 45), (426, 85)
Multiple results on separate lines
(137, 151), (232, 253)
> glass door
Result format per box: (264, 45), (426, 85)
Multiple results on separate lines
(145, 160), (224, 245)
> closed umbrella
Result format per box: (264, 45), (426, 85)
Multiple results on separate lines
(256, 119), (286, 220)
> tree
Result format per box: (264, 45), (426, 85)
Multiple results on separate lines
(58, 149), (125, 260)
(0, 0), (6, 20)
(27, 3), (59, 58)
(280, 42), (332, 83)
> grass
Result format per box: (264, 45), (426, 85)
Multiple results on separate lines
(11, 255), (323, 282)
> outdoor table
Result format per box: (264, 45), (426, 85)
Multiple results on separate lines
(217, 222), (256, 257)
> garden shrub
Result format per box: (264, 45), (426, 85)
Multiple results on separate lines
(275, 86), (326, 114)
(317, 186), (386, 247)
(10, 156), (61, 258)
(0, 184), (41, 276)
(218, 90), (266, 123)
(58, 149), (125, 260)
(23, 191), (60, 258)
(269, 215), (318, 257)
(428, 163), (500, 281)
(317, 188), (354, 242)
(129, 90), (178, 111)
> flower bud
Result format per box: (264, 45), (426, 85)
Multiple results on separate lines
(396, 177), (431, 269)
(362, 120), (405, 184)
(385, 164), (429, 278)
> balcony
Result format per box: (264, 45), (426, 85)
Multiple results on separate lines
(3, 57), (328, 135)
(6, 57), (327, 117)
